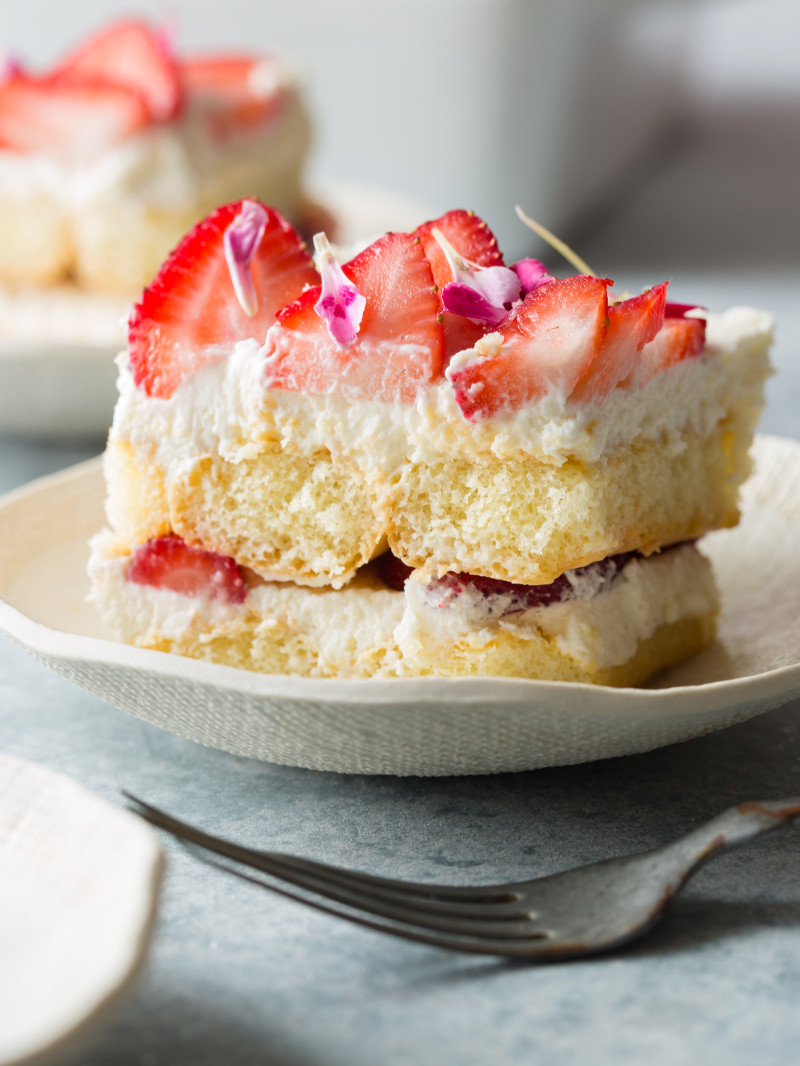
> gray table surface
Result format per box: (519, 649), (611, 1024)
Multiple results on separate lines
(2, 119), (800, 1065)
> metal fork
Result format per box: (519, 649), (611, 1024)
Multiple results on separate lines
(124, 793), (800, 960)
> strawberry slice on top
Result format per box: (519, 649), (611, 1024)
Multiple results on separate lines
(415, 209), (504, 291)
(569, 282), (667, 403)
(448, 275), (610, 421)
(415, 209), (505, 361)
(52, 19), (182, 122)
(625, 311), (707, 388)
(263, 230), (444, 404)
(0, 74), (149, 155)
(129, 200), (318, 400)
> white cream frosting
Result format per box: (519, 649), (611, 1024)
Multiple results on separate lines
(395, 543), (716, 670)
(110, 306), (774, 479)
(88, 527), (404, 667)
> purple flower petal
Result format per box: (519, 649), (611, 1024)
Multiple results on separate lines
(471, 264), (522, 308)
(0, 56), (23, 85)
(156, 14), (180, 61)
(223, 200), (268, 316)
(441, 282), (509, 326)
(511, 257), (553, 295)
(313, 232), (366, 346)
(431, 226), (522, 324)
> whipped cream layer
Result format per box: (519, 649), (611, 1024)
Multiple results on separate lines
(89, 534), (715, 677)
(110, 307), (774, 480)
(89, 528), (404, 673)
(396, 543), (716, 672)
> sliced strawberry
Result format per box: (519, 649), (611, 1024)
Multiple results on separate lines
(53, 20), (181, 121)
(129, 200), (318, 400)
(126, 534), (247, 604)
(448, 275), (610, 421)
(415, 209), (505, 361)
(0, 74), (149, 154)
(264, 231), (444, 404)
(569, 282), (667, 403)
(626, 314), (706, 388)
(415, 209), (504, 291)
(180, 55), (281, 134)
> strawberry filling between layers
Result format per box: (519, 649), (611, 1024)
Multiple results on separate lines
(125, 533), (691, 621)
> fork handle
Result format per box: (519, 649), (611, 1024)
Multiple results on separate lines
(664, 797), (800, 872)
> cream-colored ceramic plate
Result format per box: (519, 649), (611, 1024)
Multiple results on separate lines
(0, 752), (162, 1066)
(1, 435), (799, 778)
(0, 181), (436, 440)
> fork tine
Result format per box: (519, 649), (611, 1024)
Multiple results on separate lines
(197, 853), (553, 958)
(124, 793), (541, 939)
(124, 792), (513, 902)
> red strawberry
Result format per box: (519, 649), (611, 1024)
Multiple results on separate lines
(415, 209), (504, 291)
(126, 534), (247, 604)
(264, 231), (444, 404)
(449, 275), (610, 421)
(626, 314), (706, 388)
(415, 209), (505, 360)
(53, 20), (181, 122)
(180, 55), (281, 134)
(569, 282), (667, 403)
(129, 200), (318, 400)
(0, 74), (149, 154)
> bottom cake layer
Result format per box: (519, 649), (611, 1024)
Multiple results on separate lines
(88, 536), (719, 687)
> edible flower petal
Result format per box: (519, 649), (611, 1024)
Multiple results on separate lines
(433, 225), (524, 325)
(0, 56), (23, 85)
(156, 14), (179, 61)
(511, 257), (554, 295)
(223, 199), (268, 316)
(441, 282), (510, 327)
(313, 232), (366, 346)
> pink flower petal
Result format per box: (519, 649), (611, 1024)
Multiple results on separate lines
(431, 226), (522, 324)
(313, 232), (365, 346)
(0, 56), (23, 85)
(156, 14), (180, 61)
(223, 199), (268, 316)
(472, 264), (522, 308)
(511, 257), (553, 294)
(441, 282), (508, 326)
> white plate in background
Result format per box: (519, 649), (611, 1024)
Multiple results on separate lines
(0, 752), (162, 1066)
(1, 436), (798, 777)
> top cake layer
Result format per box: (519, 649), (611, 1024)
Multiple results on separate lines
(103, 200), (773, 588)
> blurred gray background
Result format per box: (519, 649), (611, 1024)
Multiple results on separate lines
(3, 0), (799, 257)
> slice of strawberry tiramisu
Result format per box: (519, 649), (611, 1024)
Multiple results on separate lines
(89, 199), (772, 684)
